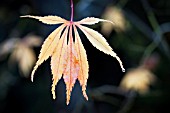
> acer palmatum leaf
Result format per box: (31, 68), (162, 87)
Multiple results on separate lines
(21, 15), (125, 104)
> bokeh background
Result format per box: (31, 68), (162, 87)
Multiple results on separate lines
(0, 0), (170, 113)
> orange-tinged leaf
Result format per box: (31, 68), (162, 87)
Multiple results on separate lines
(73, 25), (88, 100)
(75, 17), (113, 25)
(22, 13), (125, 105)
(21, 15), (67, 25)
(51, 26), (69, 99)
(63, 25), (80, 105)
(31, 24), (66, 81)
(77, 24), (125, 72)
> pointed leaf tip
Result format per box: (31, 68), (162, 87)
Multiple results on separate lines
(31, 77), (34, 82)
(83, 91), (88, 100)
(20, 15), (29, 18)
(66, 101), (69, 105)
(114, 55), (125, 72)
(52, 87), (56, 99)
(31, 68), (36, 82)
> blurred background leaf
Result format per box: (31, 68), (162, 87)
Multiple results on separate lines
(0, 34), (42, 77)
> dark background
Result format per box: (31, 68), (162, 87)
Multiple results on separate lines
(0, 0), (170, 113)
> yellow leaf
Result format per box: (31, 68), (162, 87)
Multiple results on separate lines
(77, 24), (125, 72)
(22, 14), (125, 105)
(31, 24), (66, 81)
(101, 6), (126, 35)
(3, 36), (41, 78)
(21, 15), (67, 25)
(73, 25), (88, 100)
(120, 67), (156, 94)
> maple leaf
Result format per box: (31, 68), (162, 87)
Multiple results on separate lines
(21, 15), (125, 105)
(101, 6), (126, 36)
(120, 67), (156, 94)
(120, 54), (159, 94)
(0, 35), (42, 77)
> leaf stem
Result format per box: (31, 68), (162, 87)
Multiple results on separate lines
(70, 0), (74, 22)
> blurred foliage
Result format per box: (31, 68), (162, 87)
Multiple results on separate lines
(0, 34), (42, 77)
(0, 0), (170, 113)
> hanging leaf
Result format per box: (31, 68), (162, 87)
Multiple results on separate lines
(21, 15), (125, 104)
